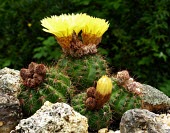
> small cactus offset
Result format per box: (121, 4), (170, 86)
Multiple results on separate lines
(71, 93), (112, 131)
(18, 62), (72, 116)
(71, 75), (113, 131)
(110, 70), (170, 119)
(109, 70), (143, 119)
(110, 80), (142, 119)
(57, 54), (108, 91)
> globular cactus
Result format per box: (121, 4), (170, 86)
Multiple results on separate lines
(57, 54), (108, 91)
(109, 81), (142, 120)
(18, 62), (72, 116)
(71, 75), (113, 131)
(109, 70), (170, 119)
(71, 92), (112, 131)
(41, 13), (109, 91)
(109, 70), (143, 119)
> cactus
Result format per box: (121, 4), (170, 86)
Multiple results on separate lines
(71, 92), (112, 131)
(109, 70), (143, 119)
(109, 80), (142, 120)
(109, 70), (170, 119)
(18, 62), (72, 116)
(41, 13), (109, 92)
(57, 54), (108, 91)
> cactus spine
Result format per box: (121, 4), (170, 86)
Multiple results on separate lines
(18, 62), (72, 116)
(57, 54), (108, 91)
(109, 81), (142, 119)
(71, 92), (112, 131)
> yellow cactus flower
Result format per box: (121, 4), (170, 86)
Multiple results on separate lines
(41, 13), (109, 38)
(96, 75), (112, 96)
(82, 17), (109, 37)
(40, 13), (109, 57)
(41, 13), (87, 38)
(41, 15), (73, 37)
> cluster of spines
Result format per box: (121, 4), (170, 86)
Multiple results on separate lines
(18, 63), (72, 116)
(109, 80), (142, 119)
(57, 54), (108, 91)
(71, 92), (112, 131)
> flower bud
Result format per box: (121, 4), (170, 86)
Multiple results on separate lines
(96, 75), (112, 96)
(95, 75), (112, 109)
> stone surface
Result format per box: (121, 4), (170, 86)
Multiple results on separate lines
(141, 84), (170, 112)
(11, 101), (88, 133)
(120, 109), (170, 133)
(98, 128), (119, 133)
(0, 93), (22, 133)
(0, 67), (21, 97)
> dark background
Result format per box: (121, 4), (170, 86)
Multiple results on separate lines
(0, 0), (170, 96)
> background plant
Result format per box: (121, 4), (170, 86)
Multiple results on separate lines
(0, 0), (170, 92)
(33, 36), (62, 64)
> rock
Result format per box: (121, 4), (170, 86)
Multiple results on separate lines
(0, 67), (21, 97)
(141, 84), (170, 112)
(120, 109), (170, 133)
(98, 128), (119, 133)
(0, 93), (22, 133)
(11, 101), (88, 133)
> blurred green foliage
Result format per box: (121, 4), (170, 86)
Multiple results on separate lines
(33, 36), (62, 63)
(0, 0), (170, 91)
(0, 0), (72, 68)
(159, 79), (170, 97)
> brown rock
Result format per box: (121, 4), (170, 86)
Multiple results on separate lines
(0, 93), (22, 133)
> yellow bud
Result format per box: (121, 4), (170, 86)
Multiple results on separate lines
(96, 75), (112, 96)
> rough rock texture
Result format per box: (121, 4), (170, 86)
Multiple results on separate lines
(120, 109), (170, 133)
(98, 128), (120, 133)
(0, 67), (21, 97)
(141, 84), (170, 112)
(11, 101), (88, 133)
(0, 93), (22, 133)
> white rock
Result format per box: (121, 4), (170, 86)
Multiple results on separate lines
(12, 101), (88, 133)
(98, 128), (120, 133)
(0, 67), (21, 97)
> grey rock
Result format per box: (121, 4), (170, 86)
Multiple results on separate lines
(0, 93), (22, 133)
(120, 109), (170, 133)
(0, 67), (21, 97)
(11, 101), (88, 133)
(141, 84), (170, 111)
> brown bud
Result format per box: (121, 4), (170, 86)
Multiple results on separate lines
(25, 78), (36, 88)
(116, 70), (130, 84)
(20, 68), (32, 80)
(85, 97), (96, 110)
(33, 73), (43, 81)
(126, 81), (142, 95)
(20, 62), (47, 88)
(35, 64), (46, 75)
(86, 87), (96, 98)
(28, 62), (38, 74)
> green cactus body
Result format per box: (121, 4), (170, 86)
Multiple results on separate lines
(18, 66), (72, 116)
(57, 54), (108, 91)
(109, 81), (142, 119)
(71, 92), (112, 131)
